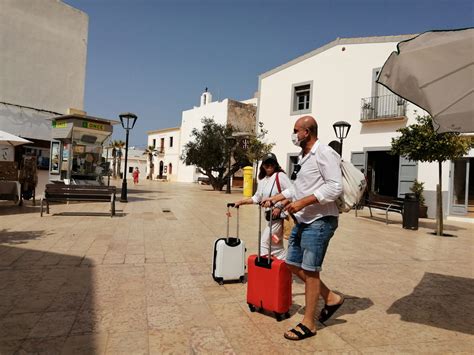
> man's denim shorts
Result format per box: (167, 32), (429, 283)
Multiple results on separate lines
(285, 216), (338, 272)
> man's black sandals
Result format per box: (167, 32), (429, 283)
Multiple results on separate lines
(283, 323), (317, 341)
(318, 296), (345, 323)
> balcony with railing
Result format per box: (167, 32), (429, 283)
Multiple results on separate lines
(360, 94), (407, 122)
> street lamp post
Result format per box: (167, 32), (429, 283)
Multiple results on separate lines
(332, 121), (351, 157)
(225, 136), (236, 194)
(119, 113), (138, 202)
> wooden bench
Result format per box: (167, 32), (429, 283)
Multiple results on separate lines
(356, 198), (404, 224)
(41, 184), (116, 217)
(197, 176), (210, 185)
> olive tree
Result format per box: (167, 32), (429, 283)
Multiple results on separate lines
(391, 115), (472, 235)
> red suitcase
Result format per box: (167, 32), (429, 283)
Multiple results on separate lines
(246, 206), (292, 321)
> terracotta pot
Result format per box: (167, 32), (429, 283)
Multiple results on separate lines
(419, 205), (428, 218)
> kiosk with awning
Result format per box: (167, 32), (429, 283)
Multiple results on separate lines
(49, 114), (118, 184)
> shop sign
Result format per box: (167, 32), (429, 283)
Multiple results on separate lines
(52, 121), (67, 128)
(82, 121), (105, 131)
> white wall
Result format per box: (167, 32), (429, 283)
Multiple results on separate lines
(178, 99), (229, 182)
(259, 41), (421, 167)
(0, 0), (88, 113)
(258, 38), (452, 218)
(147, 128), (181, 181)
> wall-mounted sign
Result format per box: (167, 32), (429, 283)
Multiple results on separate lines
(50, 141), (60, 174)
(0, 145), (14, 161)
(52, 121), (67, 128)
(82, 121), (105, 131)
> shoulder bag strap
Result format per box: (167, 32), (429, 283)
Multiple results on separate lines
(275, 172), (282, 193)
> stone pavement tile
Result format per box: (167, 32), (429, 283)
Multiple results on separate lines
(61, 332), (109, 355)
(13, 250), (45, 267)
(28, 311), (77, 338)
(114, 294), (147, 310)
(0, 312), (42, 340)
(0, 248), (27, 266)
(103, 253), (125, 265)
(172, 287), (207, 305)
(17, 336), (67, 355)
(81, 293), (117, 311)
(81, 254), (105, 266)
(127, 246), (145, 255)
(147, 304), (183, 331)
(326, 322), (396, 349)
(71, 308), (114, 334)
(9, 292), (56, 314)
(179, 303), (220, 328)
(125, 254), (145, 264)
(0, 304), (13, 317)
(201, 285), (236, 304)
(110, 306), (147, 333)
(221, 323), (279, 354)
(190, 273), (219, 288)
(0, 339), (23, 355)
(145, 255), (166, 263)
(148, 327), (192, 354)
(188, 325), (235, 354)
(208, 302), (254, 328)
(105, 330), (148, 355)
(36, 254), (62, 266)
(146, 286), (176, 307)
(48, 291), (88, 312)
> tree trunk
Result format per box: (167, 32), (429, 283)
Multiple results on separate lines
(148, 154), (153, 179)
(436, 161), (443, 236)
(112, 158), (117, 178)
(117, 157), (122, 179)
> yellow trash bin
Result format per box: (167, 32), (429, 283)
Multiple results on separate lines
(243, 166), (253, 197)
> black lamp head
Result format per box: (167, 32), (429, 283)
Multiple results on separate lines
(333, 121), (351, 140)
(119, 112), (138, 130)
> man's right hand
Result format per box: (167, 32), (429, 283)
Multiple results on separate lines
(260, 197), (274, 208)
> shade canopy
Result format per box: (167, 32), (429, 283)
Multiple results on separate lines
(0, 130), (33, 146)
(377, 28), (474, 133)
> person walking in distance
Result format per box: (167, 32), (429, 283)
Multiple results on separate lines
(262, 115), (344, 341)
(132, 167), (140, 185)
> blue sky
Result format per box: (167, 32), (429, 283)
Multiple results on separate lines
(64, 0), (473, 146)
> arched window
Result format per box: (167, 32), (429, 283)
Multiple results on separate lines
(168, 163), (172, 175)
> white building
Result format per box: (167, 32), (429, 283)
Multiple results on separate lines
(0, 0), (88, 165)
(178, 90), (257, 183)
(147, 127), (181, 181)
(104, 147), (147, 181)
(257, 34), (473, 220)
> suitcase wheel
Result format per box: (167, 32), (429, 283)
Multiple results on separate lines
(248, 304), (256, 312)
(275, 312), (284, 322)
(239, 276), (245, 283)
(218, 280), (224, 285)
(285, 312), (290, 319)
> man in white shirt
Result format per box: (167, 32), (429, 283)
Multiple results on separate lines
(263, 116), (345, 341)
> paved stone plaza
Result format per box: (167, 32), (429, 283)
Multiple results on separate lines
(0, 180), (473, 354)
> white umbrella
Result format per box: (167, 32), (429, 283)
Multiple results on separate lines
(377, 28), (474, 133)
(0, 130), (33, 146)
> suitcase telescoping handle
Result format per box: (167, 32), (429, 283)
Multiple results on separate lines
(226, 203), (239, 242)
(257, 205), (273, 264)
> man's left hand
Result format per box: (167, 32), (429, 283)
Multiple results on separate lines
(285, 200), (305, 214)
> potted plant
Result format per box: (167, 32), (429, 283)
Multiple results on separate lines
(396, 98), (406, 116)
(410, 179), (428, 218)
(362, 102), (374, 119)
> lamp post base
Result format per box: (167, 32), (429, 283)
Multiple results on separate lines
(120, 180), (128, 202)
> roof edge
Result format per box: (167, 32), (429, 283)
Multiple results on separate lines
(259, 34), (417, 80)
(147, 126), (181, 135)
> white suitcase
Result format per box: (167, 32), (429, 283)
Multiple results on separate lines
(212, 203), (246, 285)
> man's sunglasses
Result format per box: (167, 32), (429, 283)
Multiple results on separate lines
(290, 164), (301, 180)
